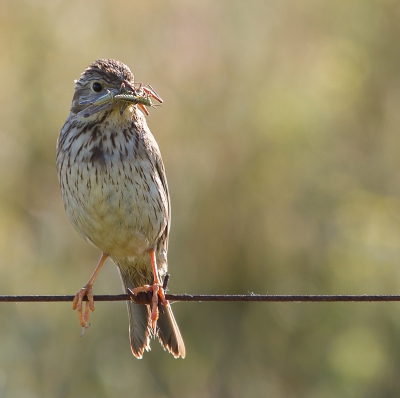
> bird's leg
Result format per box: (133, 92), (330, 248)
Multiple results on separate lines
(148, 249), (169, 328)
(72, 252), (109, 329)
(131, 248), (169, 330)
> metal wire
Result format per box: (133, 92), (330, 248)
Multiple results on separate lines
(1, 294), (400, 302)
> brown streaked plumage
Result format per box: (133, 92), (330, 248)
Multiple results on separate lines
(56, 59), (185, 359)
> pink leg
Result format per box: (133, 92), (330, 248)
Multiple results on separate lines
(132, 249), (169, 330)
(72, 252), (109, 329)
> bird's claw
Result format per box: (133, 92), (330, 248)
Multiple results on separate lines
(131, 283), (169, 330)
(72, 284), (95, 328)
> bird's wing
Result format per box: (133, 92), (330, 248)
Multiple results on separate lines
(155, 155), (170, 253)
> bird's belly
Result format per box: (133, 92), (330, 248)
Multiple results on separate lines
(64, 165), (167, 258)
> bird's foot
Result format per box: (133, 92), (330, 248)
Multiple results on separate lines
(72, 284), (95, 330)
(131, 284), (169, 330)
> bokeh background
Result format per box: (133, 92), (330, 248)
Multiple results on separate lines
(1, 0), (400, 397)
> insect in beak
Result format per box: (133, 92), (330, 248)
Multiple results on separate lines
(120, 81), (163, 115)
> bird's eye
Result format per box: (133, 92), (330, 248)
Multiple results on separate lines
(92, 82), (103, 93)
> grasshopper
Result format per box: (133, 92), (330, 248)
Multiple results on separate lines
(78, 82), (163, 118)
(123, 82), (163, 116)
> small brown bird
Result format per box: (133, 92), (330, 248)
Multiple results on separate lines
(56, 59), (185, 358)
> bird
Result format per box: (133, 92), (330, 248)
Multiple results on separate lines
(56, 58), (185, 358)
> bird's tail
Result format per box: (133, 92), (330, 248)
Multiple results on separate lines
(120, 271), (185, 359)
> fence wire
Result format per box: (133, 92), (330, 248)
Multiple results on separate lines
(1, 294), (400, 303)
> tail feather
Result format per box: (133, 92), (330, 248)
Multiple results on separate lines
(126, 300), (152, 358)
(157, 304), (186, 358)
(120, 270), (185, 358)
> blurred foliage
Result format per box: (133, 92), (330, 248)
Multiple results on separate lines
(1, 0), (400, 396)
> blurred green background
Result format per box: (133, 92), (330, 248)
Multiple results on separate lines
(1, 0), (400, 397)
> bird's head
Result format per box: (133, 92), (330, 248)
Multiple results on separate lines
(71, 59), (138, 119)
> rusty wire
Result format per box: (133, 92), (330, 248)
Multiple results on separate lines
(1, 274), (399, 304)
(1, 294), (400, 303)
